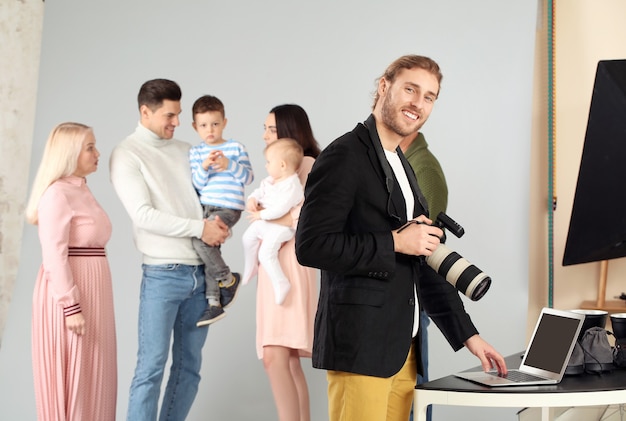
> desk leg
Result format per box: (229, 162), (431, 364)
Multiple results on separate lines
(541, 406), (556, 421)
(414, 400), (429, 421)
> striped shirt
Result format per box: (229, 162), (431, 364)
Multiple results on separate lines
(189, 139), (254, 210)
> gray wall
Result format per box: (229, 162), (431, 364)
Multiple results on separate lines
(0, 1), (536, 419)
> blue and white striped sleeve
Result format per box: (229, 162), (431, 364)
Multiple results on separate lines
(227, 142), (254, 186)
(189, 145), (210, 191)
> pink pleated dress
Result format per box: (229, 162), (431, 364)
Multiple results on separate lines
(32, 176), (117, 421)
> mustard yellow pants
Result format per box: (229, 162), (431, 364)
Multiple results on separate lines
(327, 342), (417, 421)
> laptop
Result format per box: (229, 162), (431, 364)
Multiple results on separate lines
(454, 307), (585, 387)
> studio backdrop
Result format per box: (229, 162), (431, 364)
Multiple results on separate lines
(0, 1), (535, 420)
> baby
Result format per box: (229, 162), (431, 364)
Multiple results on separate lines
(242, 138), (304, 305)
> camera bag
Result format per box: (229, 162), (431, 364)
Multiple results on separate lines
(566, 327), (615, 374)
(580, 327), (614, 373)
(564, 341), (584, 375)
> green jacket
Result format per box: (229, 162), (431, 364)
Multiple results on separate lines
(402, 132), (448, 220)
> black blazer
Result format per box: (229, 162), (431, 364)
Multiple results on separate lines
(296, 115), (477, 378)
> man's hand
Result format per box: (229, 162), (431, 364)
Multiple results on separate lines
(464, 334), (508, 375)
(392, 215), (442, 256)
(65, 313), (86, 335)
(202, 215), (229, 246)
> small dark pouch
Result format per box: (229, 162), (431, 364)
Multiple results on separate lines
(580, 327), (614, 374)
(564, 341), (584, 375)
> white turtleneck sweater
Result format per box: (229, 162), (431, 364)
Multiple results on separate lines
(110, 123), (204, 265)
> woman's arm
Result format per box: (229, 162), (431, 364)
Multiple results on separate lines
(38, 186), (86, 334)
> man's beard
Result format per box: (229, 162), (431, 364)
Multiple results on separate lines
(380, 92), (421, 137)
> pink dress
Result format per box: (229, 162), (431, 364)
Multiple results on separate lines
(256, 157), (319, 359)
(32, 176), (117, 421)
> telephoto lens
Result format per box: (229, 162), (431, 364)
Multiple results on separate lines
(426, 244), (491, 301)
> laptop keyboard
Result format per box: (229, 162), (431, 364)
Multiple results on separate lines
(498, 370), (547, 383)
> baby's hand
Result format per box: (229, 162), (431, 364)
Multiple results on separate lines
(247, 211), (262, 222)
(246, 198), (259, 212)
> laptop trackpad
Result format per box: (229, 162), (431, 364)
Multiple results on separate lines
(455, 371), (515, 386)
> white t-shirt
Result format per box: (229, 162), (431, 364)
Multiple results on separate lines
(385, 149), (420, 337)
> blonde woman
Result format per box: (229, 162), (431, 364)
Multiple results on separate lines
(25, 122), (117, 420)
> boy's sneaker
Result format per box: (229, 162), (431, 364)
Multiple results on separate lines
(220, 272), (241, 308)
(196, 305), (225, 327)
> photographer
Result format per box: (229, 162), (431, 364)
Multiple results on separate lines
(296, 55), (507, 421)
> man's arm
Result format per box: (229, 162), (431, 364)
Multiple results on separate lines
(297, 140), (406, 275)
(201, 217), (228, 246)
(418, 263), (478, 348)
(391, 216), (442, 257)
(110, 146), (204, 238)
(418, 243), (508, 374)
(465, 335), (507, 375)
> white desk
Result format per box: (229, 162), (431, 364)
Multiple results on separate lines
(414, 353), (626, 421)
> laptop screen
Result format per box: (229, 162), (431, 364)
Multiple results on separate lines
(523, 313), (582, 373)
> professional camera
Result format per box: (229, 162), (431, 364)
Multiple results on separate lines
(427, 212), (492, 301)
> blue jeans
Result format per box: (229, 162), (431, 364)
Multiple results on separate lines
(127, 264), (209, 421)
(410, 310), (432, 421)
(191, 205), (241, 300)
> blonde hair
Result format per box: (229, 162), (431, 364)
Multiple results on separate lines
(266, 138), (304, 172)
(25, 122), (93, 225)
(372, 55), (442, 110)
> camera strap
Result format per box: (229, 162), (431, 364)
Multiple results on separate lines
(361, 114), (429, 219)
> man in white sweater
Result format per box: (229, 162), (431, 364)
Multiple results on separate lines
(110, 79), (230, 421)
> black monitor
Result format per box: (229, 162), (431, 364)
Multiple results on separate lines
(563, 59), (626, 266)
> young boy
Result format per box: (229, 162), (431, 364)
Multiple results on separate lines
(242, 138), (304, 305)
(189, 95), (254, 326)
